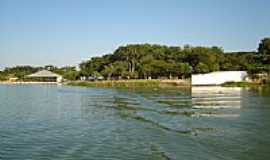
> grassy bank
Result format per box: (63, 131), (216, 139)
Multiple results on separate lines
(67, 79), (190, 88)
(221, 81), (261, 87)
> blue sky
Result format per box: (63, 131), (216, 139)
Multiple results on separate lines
(0, 0), (270, 69)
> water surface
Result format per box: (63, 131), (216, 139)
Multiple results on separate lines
(0, 85), (270, 160)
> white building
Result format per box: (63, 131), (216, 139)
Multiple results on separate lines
(192, 71), (248, 86)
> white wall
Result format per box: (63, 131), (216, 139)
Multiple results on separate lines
(56, 76), (63, 83)
(192, 71), (248, 85)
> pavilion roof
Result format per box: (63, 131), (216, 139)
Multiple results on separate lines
(27, 70), (62, 78)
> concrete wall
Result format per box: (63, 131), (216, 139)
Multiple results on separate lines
(192, 71), (248, 85)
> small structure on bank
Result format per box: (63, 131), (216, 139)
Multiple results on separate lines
(26, 70), (63, 83)
(192, 71), (248, 86)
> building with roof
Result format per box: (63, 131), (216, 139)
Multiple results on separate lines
(26, 70), (63, 83)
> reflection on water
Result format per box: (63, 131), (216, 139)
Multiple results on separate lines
(0, 85), (270, 159)
(192, 86), (242, 121)
(192, 86), (242, 109)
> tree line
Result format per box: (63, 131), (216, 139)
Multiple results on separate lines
(79, 37), (270, 79)
(0, 37), (269, 81)
(0, 65), (79, 81)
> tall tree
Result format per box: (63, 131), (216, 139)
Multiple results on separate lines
(258, 38), (270, 55)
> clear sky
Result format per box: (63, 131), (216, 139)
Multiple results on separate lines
(1, 0), (270, 69)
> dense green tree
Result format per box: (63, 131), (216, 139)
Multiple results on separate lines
(4, 66), (39, 79)
(195, 63), (209, 73)
(0, 71), (8, 81)
(80, 44), (194, 79)
(258, 38), (270, 55)
(44, 65), (57, 71)
(176, 63), (192, 78)
(78, 43), (248, 79)
(101, 65), (114, 80)
(220, 52), (256, 71)
(54, 66), (79, 80)
(110, 61), (129, 79)
(184, 46), (223, 73)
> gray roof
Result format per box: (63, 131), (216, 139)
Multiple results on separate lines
(27, 70), (62, 78)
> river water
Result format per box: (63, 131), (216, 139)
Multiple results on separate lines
(0, 84), (270, 160)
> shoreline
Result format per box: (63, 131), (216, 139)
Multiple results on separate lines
(66, 79), (191, 88)
(220, 81), (263, 87)
(0, 79), (191, 87)
(1, 80), (268, 88)
(0, 81), (61, 85)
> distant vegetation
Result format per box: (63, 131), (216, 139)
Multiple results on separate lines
(0, 37), (269, 81)
(68, 80), (162, 88)
(78, 37), (270, 80)
(221, 81), (261, 87)
(67, 79), (190, 88)
(0, 65), (79, 81)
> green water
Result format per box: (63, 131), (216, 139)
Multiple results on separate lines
(0, 85), (270, 160)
